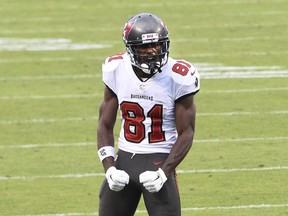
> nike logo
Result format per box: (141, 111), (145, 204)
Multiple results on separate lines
(153, 161), (164, 166)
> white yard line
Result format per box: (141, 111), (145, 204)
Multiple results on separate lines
(0, 57), (76, 63)
(0, 111), (287, 125)
(200, 71), (288, 79)
(0, 94), (100, 100)
(1, 21), (287, 34)
(181, 51), (288, 57)
(18, 203), (288, 216)
(0, 37), (112, 51)
(181, 203), (288, 211)
(1, 50), (288, 63)
(177, 166), (288, 174)
(204, 87), (288, 93)
(197, 110), (288, 116)
(1, 36), (287, 44)
(1, 136), (287, 149)
(0, 87), (287, 100)
(1, 10), (286, 24)
(173, 36), (287, 43)
(0, 74), (101, 81)
(1, 70), (288, 82)
(182, 22), (287, 29)
(0, 37), (287, 47)
(1, 166), (288, 181)
(0, 56), (104, 63)
(0, 116), (98, 125)
(0, 142), (95, 149)
(199, 66), (283, 71)
(0, 43), (112, 51)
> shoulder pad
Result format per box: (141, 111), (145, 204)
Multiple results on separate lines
(169, 59), (199, 86)
(102, 52), (125, 73)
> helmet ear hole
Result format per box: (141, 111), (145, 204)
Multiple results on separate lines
(122, 13), (170, 75)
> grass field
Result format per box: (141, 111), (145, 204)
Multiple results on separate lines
(0, 0), (288, 215)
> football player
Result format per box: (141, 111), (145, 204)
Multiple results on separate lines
(97, 12), (200, 216)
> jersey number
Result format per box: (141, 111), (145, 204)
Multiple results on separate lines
(172, 60), (194, 76)
(120, 102), (165, 143)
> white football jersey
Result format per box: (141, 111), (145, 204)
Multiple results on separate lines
(102, 52), (200, 154)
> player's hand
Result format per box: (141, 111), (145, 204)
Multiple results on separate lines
(139, 168), (167, 193)
(105, 166), (129, 192)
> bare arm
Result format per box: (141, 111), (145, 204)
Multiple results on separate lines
(161, 94), (197, 176)
(97, 86), (119, 172)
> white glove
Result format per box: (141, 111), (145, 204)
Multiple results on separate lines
(139, 168), (167, 193)
(106, 166), (129, 192)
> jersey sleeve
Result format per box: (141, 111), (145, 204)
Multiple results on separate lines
(170, 60), (200, 100)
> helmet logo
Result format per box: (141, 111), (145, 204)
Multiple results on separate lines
(123, 21), (134, 39)
(142, 33), (159, 43)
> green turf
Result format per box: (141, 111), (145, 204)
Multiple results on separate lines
(0, 0), (287, 215)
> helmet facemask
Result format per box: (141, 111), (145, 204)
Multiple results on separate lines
(126, 41), (169, 75)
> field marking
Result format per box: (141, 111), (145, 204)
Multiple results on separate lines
(182, 22), (287, 29)
(1, 36), (287, 45)
(1, 0), (287, 11)
(1, 22), (287, 35)
(0, 74), (101, 81)
(0, 173), (104, 181)
(197, 110), (288, 116)
(199, 66), (283, 71)
(1, 136), (287, 149)
(1, 10), (286, 24)
(0, 111), (287, 125)
(16, 203), (288, 216)
(0, 36), (287, 49)
(174, 36), (287, 43)
(0, 57), (82, 63)
(0, 38), (70, 44)
(200, 71), (288, 79)
(1, 70), (288, 82)
(196, 136), (288, 143)
(0, 43), (112, 51)
(177, 166), (288, 174)
(1, 50), (288, 63)
(203, 87), (288, 93)
(0, 142), (95, 149)
(179, 51), (288, 58)
(1, 166), (288, 181)
(181, 203), (288, 211)
(0, 116), (99, 125)
(0, 38), (112, 51)
(0, 94), (101, 100)
(0, 87), (288, 100)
